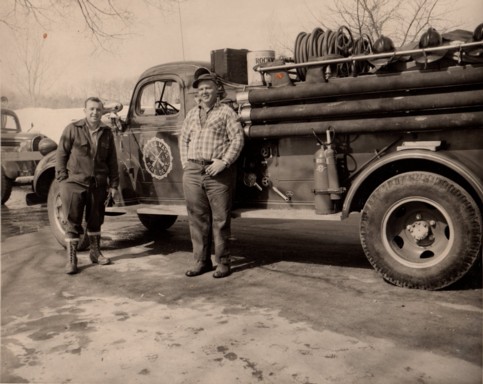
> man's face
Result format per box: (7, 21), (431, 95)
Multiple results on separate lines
(196, 80), (218, 107)
(84, 100), (103, 126)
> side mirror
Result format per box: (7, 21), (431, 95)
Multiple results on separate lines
(103, 101), (126, 132)
(109, 114), (127, 132)
(103, 102), (123, 114)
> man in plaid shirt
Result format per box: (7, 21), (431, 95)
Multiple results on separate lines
(180, 73), (244, 278)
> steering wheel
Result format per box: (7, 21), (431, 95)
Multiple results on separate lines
(155, 100), (179, 115)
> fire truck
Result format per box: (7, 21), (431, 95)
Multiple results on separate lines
(29, 27), (483, 290)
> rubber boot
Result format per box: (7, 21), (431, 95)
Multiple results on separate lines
(89, 234), (111, 265)
(65, 239), (78, 274)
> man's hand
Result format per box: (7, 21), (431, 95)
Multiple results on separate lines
(205, 159), (227, 176)
(110, 187), (120, 201)
(105, 188), (120, 207)
(57, 171), (68, 182)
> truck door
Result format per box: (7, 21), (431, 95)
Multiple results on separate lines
(124, 75), (186, 204)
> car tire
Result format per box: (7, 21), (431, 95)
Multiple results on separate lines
(360, 171), (482, 290)
(1, 168), (13, 205)
(47, 179), (89, 251)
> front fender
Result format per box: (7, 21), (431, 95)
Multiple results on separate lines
(2, 161), (20, 180)
(32, 149), (57, 198)
(342, 149), (483, 219)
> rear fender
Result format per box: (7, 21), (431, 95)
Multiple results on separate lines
(342, 150), (483, 218)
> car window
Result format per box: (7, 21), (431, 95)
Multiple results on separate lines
(136, 80), (180, 117)
(1, 113), (20, 132)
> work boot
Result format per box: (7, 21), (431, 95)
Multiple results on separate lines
(65, 239), (78, 274)
(89, 234), (111, 265)
(185, 260), (214, 277)
(213, 257), (231, 279)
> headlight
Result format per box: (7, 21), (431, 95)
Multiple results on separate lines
(38, 138), (58, 156)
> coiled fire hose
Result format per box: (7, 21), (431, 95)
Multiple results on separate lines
(294, 26), (373, 81)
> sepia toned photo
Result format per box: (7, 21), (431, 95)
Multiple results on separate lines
(1, 1), (482, 383)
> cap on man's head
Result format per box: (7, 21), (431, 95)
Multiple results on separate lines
(192, 73), (219, 88)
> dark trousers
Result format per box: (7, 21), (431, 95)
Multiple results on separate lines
(59, 180), (108, 239)
(182, 162), (236, 264)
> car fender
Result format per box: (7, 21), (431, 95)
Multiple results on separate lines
(32, 149), (57, 197)
(2, 161), (21, 180)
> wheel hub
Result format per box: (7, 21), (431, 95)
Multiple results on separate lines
(406, 220), (430, 241)
(406, 214), (438, 245)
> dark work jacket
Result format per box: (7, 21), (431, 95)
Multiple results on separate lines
(56, 119), (119, 189)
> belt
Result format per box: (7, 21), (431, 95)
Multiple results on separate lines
(188, 159), (213, 165)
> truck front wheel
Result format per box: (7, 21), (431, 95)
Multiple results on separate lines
(360, 172), (482, 290)
(47, 179), (89, 251)
(138, 214), (177, 231)
(1, 168), (13, 204)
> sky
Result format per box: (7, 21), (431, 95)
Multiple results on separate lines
(1, 0), (482, 97)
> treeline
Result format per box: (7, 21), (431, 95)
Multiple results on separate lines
(4, 77), (137, 110)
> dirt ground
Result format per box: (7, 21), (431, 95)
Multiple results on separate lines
(1, 187), (482, 384)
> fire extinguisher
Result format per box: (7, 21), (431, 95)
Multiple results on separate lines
(313, 128), (341, 214)
(314, 143), (333, 214)
(325, 128), (341, 201)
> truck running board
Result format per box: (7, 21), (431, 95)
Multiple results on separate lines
(232, 208), (342, 221)
(105, 205), (343, 221)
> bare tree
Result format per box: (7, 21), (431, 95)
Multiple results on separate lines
(0, 0), (179, 107)
(265, 0), (455, 62)
(0, 0), (178, 49)
(1, 1), (121, 49)
(328, 0), (453, 46)
(7, 27), (59, 106)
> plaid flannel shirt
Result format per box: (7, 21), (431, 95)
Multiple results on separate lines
(180, 101), (244, 169)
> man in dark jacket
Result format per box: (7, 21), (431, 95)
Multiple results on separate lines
(56, 97), (119, 274)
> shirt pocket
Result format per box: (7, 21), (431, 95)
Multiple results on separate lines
(209, 114), (227, 135)
(74, 139), (90, 157)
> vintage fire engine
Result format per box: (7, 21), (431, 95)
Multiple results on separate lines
(30, 26), (483, 290)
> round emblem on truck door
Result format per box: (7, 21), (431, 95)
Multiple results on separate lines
(142, 137), (173, 180)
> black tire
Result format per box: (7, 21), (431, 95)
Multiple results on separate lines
(1, 168), (13, 204)
(138, 214), (177, 231)
(47, 179), (89, 251)
(360, 172), (482, 290)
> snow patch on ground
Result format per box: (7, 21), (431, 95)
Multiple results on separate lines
(15, 108), (84, 144)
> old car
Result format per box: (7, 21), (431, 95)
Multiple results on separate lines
(1, 99), (55, 204)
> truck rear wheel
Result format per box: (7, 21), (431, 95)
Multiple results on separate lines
(360, 171), (482, 290)
(47, 179), (89, 251)
(137, 214), (177, 231)
(1, 168), (13, 204)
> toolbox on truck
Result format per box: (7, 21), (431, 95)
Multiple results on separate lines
(210, 48), (249, 84)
